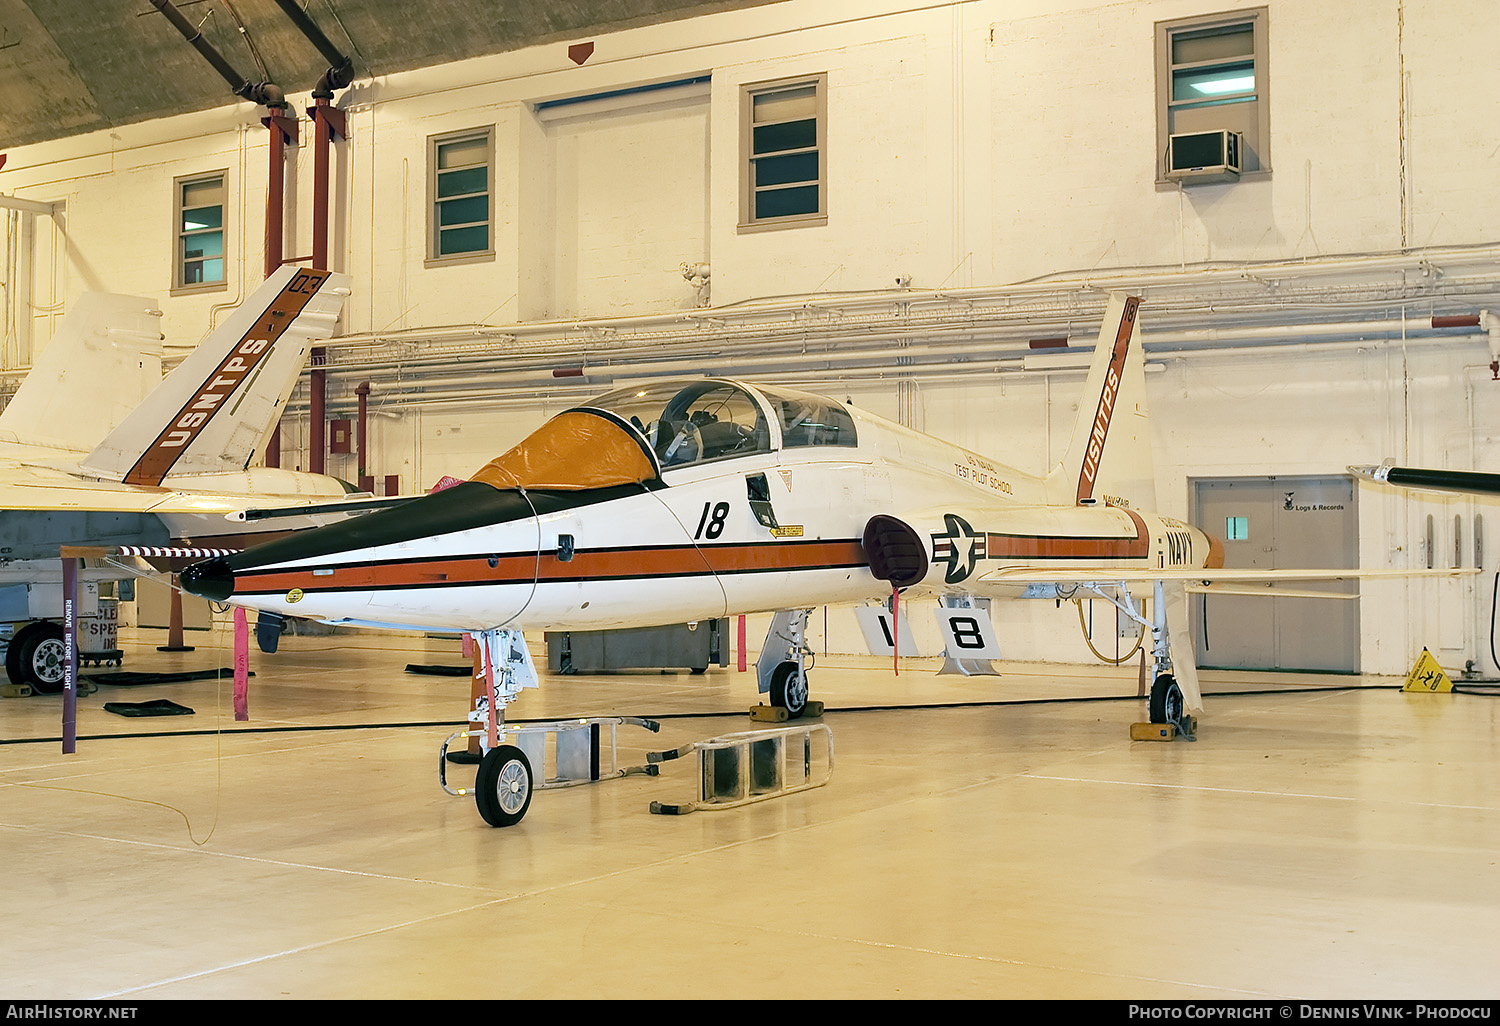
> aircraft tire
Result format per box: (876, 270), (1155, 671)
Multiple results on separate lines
(1149, 673), (1183, 725)
(475, 744), (533, 828)
(7, 620), (67, 695)
(769, 661), (808, 719)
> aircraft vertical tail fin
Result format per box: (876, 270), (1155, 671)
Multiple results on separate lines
(0, 293), (164, 453)
(79, 266), (351, 485)
(1045, 293), (1156, 510)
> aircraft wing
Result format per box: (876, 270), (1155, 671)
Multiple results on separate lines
(0, 462), (190, 513)
(972, 565), (1473, 587)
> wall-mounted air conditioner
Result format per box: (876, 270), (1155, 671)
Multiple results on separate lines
(1166, 130), (1243, 184)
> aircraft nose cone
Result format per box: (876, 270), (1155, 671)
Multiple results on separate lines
(180, 557), (235, 603)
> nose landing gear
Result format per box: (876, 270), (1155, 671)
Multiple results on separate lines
(754, 609), (823, 721)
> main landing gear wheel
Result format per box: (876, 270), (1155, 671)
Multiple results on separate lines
(1148, 673), (1184, 726)
(474, 744), (533, 828)
(7, 621), (66, 695)
(769, 660), (809, 719)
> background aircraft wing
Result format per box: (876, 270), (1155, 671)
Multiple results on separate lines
(1350, 463), (1500, 498)
(971, 565), (1474, 588)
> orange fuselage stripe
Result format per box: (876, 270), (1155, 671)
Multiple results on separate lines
(235, 539), (869, 596)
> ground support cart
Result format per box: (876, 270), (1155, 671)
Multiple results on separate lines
(647, 722), (833, 815)
(440, 716), (661, 826)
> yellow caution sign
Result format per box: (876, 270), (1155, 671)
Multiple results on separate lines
(1402, 648), (1454, 693)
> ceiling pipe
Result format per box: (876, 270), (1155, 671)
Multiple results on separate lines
(296, 311), (1493, 386)
(262, 0), (355, 475)
(254, 0), (355, 473)
(314, 270), (1500, 364)
(147, 0), (284, 109)
(285, 325), (1491, 419)
(270, 0), (354, 97)
(250, 244), (1500, 417)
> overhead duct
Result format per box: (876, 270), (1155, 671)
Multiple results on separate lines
(261, 0), (357, 474)
(247, 245), (1500, 415)
(147, 0), (284, 109)
(271, 0), (354, 97)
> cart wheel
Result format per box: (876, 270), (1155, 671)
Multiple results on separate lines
(475, 744), (533, 828)
(7, 621), (66, 695)
(769, 660), (808, 719)
(1149, 673), (1183, 725)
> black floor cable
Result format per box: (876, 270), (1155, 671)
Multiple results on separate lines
(0, 683), (1437, 746)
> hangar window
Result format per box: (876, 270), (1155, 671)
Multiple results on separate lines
(175, 173), (226, 291)
(429, 127), (494, 263)
(1154, 9), (1269, 181)
(739, 74), (827, 233)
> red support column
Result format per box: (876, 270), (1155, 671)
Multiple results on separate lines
(262, 111), (298, 469)
(306, 98), (346, 476)
(310, 362), (326, 475)
(356, 380), (372, 492)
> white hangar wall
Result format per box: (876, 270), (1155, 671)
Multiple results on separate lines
(16, 0), (1495, 339)
(2, 0), (1499, 674)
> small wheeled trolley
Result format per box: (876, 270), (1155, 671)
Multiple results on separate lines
(647, 722), (833, 815)
(440, 716), (661, 827)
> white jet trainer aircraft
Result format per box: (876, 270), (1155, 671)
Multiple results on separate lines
(0, 265), (354, 690)
(187, 292), (1414, 827)
(184, 295), (1469, 827)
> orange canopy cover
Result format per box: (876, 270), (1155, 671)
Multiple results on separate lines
(471, 409), (658, 491)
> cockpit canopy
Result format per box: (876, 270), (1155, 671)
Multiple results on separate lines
(762, 383), (858, 450)
(470, 379), (859, 492)
(588, 379), (856, 470)
(587, 381), (769, 468)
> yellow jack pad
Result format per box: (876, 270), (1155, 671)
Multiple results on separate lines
(1130, 716), (1197, 741)
(750, 701), (825, 722)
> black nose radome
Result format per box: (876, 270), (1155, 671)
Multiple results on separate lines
(180, 557), (235, 602)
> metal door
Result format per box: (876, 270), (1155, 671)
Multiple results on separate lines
(1192, 476), (1359, 672)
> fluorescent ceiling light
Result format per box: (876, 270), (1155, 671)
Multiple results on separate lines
(1192, 74), (1254, 95)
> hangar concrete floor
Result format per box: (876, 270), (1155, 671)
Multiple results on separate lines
(1, 626), (1496, 1000)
